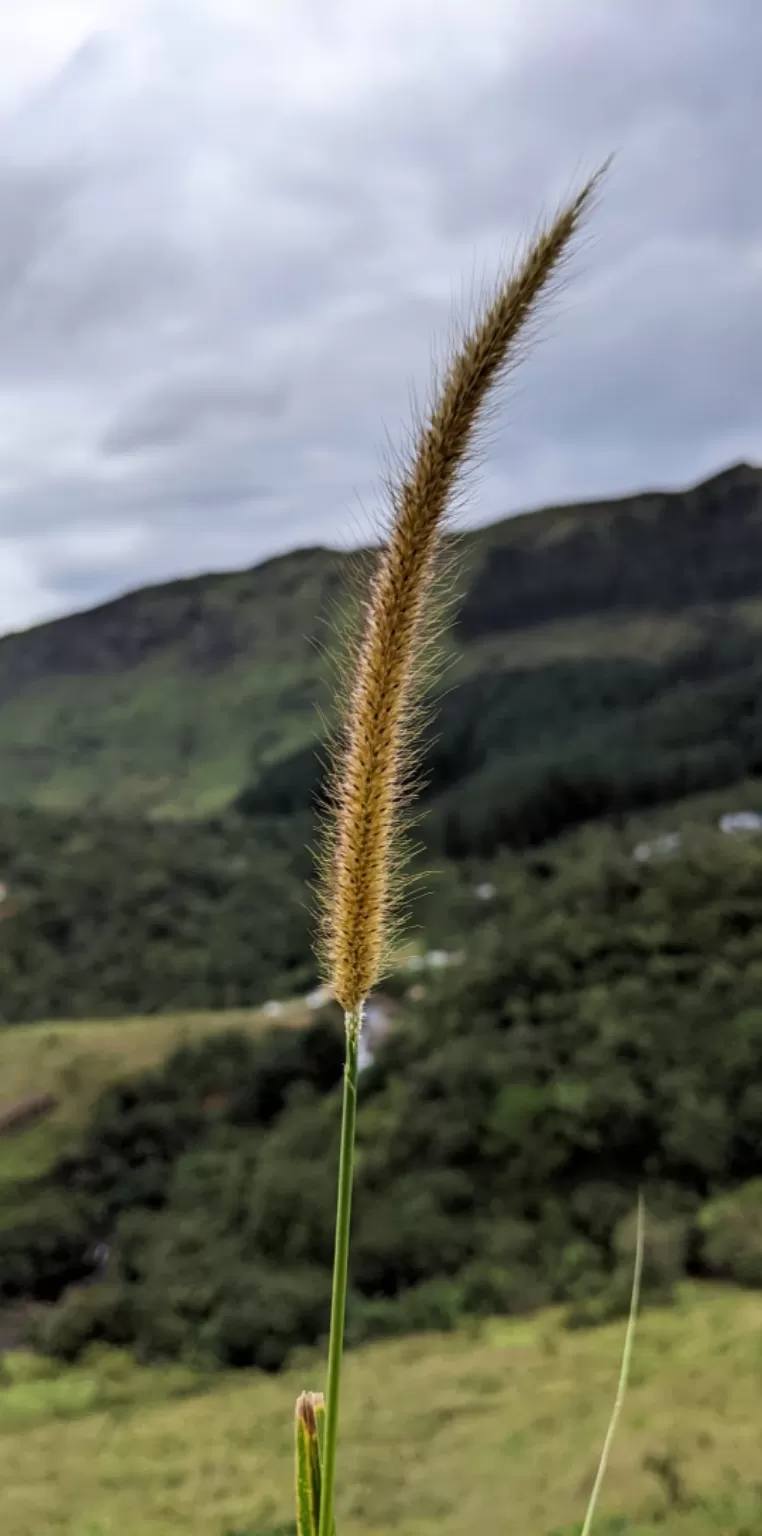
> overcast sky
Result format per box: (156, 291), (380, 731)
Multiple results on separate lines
(0, 0), (759, 636)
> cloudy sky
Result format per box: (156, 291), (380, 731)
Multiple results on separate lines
(0, 0), (759, 636)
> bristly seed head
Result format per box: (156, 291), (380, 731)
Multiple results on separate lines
(315, 162), (611, 1015)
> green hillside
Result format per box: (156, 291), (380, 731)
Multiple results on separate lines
(0, 545), (347, 818)
(0, 461), (760, 819)
(1, 817), (762, 1535)
(2, 1287), (762, 1536)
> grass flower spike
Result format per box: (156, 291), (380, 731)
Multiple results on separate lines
(317, 162), (610, 1019)
(302, 161), (612, 1536)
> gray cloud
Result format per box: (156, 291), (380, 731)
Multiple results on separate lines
(0, 0), (760, 635)
(0, 160), (82, 306)
(101, 372), (291, 455)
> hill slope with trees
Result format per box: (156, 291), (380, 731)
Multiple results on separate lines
(2, 825), (762, 1370)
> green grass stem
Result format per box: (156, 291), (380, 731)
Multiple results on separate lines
(318, 1009), (361, 1536)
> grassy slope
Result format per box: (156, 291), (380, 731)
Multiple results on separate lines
(0, 1003), (312, 1216)
(1, 1287), (761, 1536)
(0, 547), (346, 818)
(0, 463), (761, 817)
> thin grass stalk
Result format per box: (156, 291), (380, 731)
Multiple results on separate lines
(580, 1191), (646, 1536)
(318, 1010), (360, 1536)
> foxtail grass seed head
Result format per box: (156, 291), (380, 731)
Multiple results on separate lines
(316, 162), (610, 1016)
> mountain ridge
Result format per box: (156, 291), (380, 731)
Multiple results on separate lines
(0, 459), (761, 817)
(3, 458), (759, 654)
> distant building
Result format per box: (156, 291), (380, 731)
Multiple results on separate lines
(719, 811), (762, 835)
(405, 948), (464, 970)
(633, 832), (681, 863)
(358, 994), (395, 1072)
(632, 812), (762, 864)
(304, 984), (333, 1010)
(357, 1035), (374, 1071)
(401, 948), (464, 974)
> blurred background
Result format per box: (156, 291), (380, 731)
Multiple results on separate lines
(0, 4), (761, 1535)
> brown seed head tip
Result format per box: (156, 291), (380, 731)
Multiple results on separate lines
(316, 162), (610, 1015)
(295, 1389), (324, 1436)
